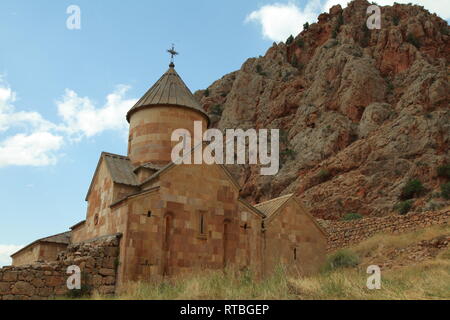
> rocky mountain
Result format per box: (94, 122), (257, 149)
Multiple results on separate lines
(194, 0), (450, 220)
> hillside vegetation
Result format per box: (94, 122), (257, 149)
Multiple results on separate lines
(195, 0), (450, 219)
(87, 223), (449, 300)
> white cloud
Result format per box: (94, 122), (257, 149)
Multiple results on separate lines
(0, 76), (137, 168)
(0, 132), (63, 167)
(0, 244), (23, 267)
(245, 1), (322, 42)
(57, 85), (138, 139)
(247, 0), (450, 42)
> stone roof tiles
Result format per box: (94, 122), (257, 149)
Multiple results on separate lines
(126, 65), (209, 123)
(254, 194), (294, 217)
(102, 153), (139, 186)
(10, 231), (71, 258)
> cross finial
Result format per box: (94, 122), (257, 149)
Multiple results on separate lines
(167, 44), (178, 68)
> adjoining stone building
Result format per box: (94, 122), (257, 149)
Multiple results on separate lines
(11, 62), (326, 288)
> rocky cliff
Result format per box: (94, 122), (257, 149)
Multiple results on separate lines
(194, 0), (450, 219)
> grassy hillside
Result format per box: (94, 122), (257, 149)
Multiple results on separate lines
(89, 224), (449, 300)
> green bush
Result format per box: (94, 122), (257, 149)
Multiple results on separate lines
(406, 33), (421, 48)
(317, 169), (332, 183)
(286, 35), (294, 45)
(210, 104), (224, 117)
(325, 250), (360, 271)
(342, 213), (363, 221)
(392, 15), (400, 26)
(395, 200), (413, 215)
(296, 39), (305, 48)
(303, 22), (309, 31)
(204, 88), (210, 97)
(437, 164), (450, 179)
(400, 179), (425, 200)
(441, 183), (450, 200)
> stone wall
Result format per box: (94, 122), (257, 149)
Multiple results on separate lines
(0, 234), (121, 300)
(319, 208), (449, 251)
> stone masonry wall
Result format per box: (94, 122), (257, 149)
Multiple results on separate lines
(0, 234), (121, 300)
(318, 208), (449, 252)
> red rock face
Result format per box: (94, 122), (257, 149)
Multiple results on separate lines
(195, 0), (450, 219)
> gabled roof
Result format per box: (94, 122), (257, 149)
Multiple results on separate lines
(11, 231), (71, 258)
(254, 194), (294, 217)
(85, 152), (140, 201)
(138, 142), (242, 191)
(126, 65), (209, 124)
(103, 153), (139, 186)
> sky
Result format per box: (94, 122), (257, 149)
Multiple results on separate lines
(0, 0), (448, 266)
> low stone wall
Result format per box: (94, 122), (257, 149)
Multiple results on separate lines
(318, 208), (450, 252)
(0, 234), (121, 300)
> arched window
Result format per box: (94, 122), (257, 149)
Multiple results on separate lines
(164, 214), (172, 250)
(198, 211), (207, 238)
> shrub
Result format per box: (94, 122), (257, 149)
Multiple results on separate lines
(286, 35), (294, 45)
(291, 56), (299, 68)
(441, 183), (450, 200)
(437, 164), (450, 179)
(255, 65), (267, 76)
(392, 15), (400, 26)
(317, 169), (332, 183)
(281, 148), (296, 161)
(303, 22), (309, 31)
(325, 250), (359, 271)
(342, 213), (363, 221)
(66, 284), (93, 299)
(386, 80), (394, 93)
(204, 88), (210, 97)
(361, 24), (370, 47)
(296, 39), (305, 48)
(395, 200), (413, 215)
(210, 104), (224, 117)
(400, 179), (425, 200)
(406, 33), (420, 48)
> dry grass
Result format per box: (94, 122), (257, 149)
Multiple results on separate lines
(89, 224), (449, 300)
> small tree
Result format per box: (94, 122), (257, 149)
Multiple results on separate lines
(286, 35), (294, 45)
(392, 15), (400, 26)
(317, 169), (332, 183)
(400, 179), (425, 200)
(395, 200), (413, 215)
(441, 182), (450, 200)
(342, 213), (363, 221)
(406, 33), (421, 48)
(303, 22), (310, 31)
(437, 164), (450, 179)
(325, 250), (359, 271)
(210, 104), (224, 117)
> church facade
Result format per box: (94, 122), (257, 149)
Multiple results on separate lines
(11, 63), (326, 287)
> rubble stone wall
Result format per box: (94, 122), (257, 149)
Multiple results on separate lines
(0, 234), (121, 300)
(319, 209), (449, 251)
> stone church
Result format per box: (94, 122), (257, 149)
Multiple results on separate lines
(11, 61), (326, 287)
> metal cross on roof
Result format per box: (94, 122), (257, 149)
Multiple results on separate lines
(167, 44), (179, 67)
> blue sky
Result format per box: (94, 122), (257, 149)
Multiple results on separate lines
(0, 0), (448, 266)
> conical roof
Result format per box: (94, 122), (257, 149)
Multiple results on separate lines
(126, 64), (209, 124)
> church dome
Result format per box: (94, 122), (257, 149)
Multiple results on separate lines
(126, 64), (209, 125)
